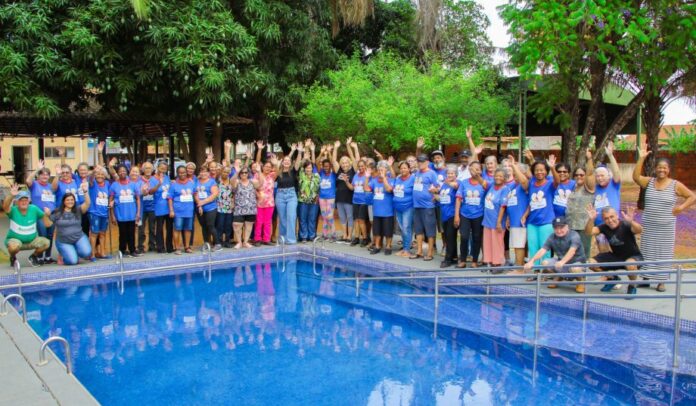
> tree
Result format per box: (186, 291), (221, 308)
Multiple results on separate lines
(298, 53), (512, 153)
(501, 1), (696, 167)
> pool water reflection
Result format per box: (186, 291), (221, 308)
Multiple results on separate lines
(19, 260), (696, 405)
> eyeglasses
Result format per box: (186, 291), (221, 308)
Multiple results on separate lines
(574, 173), (585, 177)
(240, 172), (249, 175)
(61, 171), (71, 175)
(557, 170), (568, 173)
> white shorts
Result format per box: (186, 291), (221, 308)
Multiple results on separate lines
(509, 227), (527, 249)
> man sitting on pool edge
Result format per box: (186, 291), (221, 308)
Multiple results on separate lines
(584, 205), (642, 296)
(524, 216), (587, 293)
(3, 183), (51, 267)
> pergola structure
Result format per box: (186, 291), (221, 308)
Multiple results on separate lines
(0, 110), (254, 177)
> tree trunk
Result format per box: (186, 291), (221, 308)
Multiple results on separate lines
(256, 111), (270, 141)
(189, 117), (207, 166)
(176, 121), (190, 161)
(638, 94), (663, 209)
(595, 88), (647, 162)
(577, 57), (606, 168)
(211, 122), (223, 163)
(560, 86), (580, 166)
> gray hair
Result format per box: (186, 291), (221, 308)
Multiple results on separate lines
(484, 155), (498, 165)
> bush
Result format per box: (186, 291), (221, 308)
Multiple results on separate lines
(663, 127), (696, 154)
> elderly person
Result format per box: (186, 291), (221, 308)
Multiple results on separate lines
(138, 161), (160, 253)
(524, 216), (587, 294)
(593, 142), (622, 225)
(4, 184), (51, 267)
(410, 154), (439, 261)
(26, 161), (56, 264)
(88, 166), (112, 260)
(633, 145), (696, 292)
(365, 161), (395, 255)
(109, 164), (142, 257)
(454, 161), (487, 268)
(43, 183), (92, 265)
(393, 161), (415, 257)
(585, 205), (642, 296)
(298, 160), (320, 243)
(565, 151), (595, 257)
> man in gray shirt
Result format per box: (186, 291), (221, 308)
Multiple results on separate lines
(524, 216), (587, 293)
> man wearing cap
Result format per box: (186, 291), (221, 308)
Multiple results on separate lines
(3, 184), (51, 267)
(524, 216), (587, 293)
(410, 154), (439, 261)
(585, 205), (642, 296)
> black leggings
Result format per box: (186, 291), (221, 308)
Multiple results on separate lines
(117, 221), (136, 255)
(459, 216), (483, 262)
(442, 217), (458, 262)
(155, 215), (174, 253)
(198, 210), (219, 245)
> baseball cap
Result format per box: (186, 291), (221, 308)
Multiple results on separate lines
(552, 216), (568, 227)
(14, 191), (30, 201)
(460, 149), (472, 157)
(430, 150), (444, 158)
(416, 154), (429, 163)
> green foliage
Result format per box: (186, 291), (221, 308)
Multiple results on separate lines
(663, 127), (696, 154)
(614, 138), (636, 152)
(438, 0), (492, 69)
(298, 53), (512, 152)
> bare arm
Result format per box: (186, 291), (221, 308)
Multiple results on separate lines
(80, 184), (91, 213)
(2, 191), (13, 213)
(674, 181), (696, 215)
(605, 142), (621, 183)
(585, 204), (600, 235)
(466, 127), (479, 162)
(584, 150), (596, 192)
(508, 156), (529, 191)
(331, 141), (340, 172)
(632, 146), (650, 188)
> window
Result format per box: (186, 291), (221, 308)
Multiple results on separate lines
(44, 147), (75, 159)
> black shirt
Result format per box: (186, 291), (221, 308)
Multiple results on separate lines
(335, 168), (355, 204)
(277, 169), (297, 189)
(598, 220), (641, 259)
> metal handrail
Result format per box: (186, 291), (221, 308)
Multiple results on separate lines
(0, 250), (328, 292)
(279, 236), (286, 273)
(0, 293), (26, 323)
(202, 243), (212, 283)
(332, 257), (695, 369)
(312, 237), (322, 276)
(14, 260), (22, 296)
(38, 336), (72, 374)
(116, 251), (125, 295)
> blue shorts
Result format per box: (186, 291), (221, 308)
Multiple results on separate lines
(173, 216), (193, 231)
(89, 214), (109, 233)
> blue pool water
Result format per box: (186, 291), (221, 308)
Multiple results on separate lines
(13, 259), (696, 405)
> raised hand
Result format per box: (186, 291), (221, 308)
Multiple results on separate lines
(621, 206), (636, 223)
(81, 181), (89, 193)
(546, 154), (557, 168)
(346, 136), (352, 145)
(256, 140), (265, 149)
(637, 144), (650, 159)
(586, 149), (593, 160)
(350, 141), (357, 149)
(387, 156), (395, 166)
(585, 203), (597, 221)
(37, 160), (45, 170)
(56, 147), (65, 157)
(466, 126), (473, 139)
(224, 139), (232, 150)
(43, 207), (51, 216)
(109, 157), (117, 167)
(507, 154), (516, 165)
(10, 183), (19, 196)
(97, 141), (105, 153)
(474, 144), (484, 155)
(290, 143), (297, 152)
(524, 149), (534, 162)
(334, 140), (341, 149)
(605, 141), (615, 157)
(205, 153), (214, 163)
(416, 137), (425, 149)
(54, 164), (62, 175)
(309, 142), (316, 152)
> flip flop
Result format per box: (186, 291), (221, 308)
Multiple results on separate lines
(409, 254), (423, 260)
(423, 256), (433, 261)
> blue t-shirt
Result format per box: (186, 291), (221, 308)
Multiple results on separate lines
(392, 175), (415, 212)
(109, 180), (140, 222)
(369, 177), (394, 217)
(482, 170), (495, 185)
(553, 180), (576, 217)
(56, 179), (81, 205)
(438, 183), (457, 222)
(88, 180), (111, 217)
(528, 179), (556, 226)
(456, 179), (486, 219)
(413, 169), (438, 209)
(594, 178), (621, 225)
(169, 179), (195, 218)
(154, 175), (171, 217)
(351, 173), (369, 205)
(196, 178), (218, 213)
(434, 168), (447, 186)
(505, 181), (529, 228)
(483, 184), (509, 229)
(318, 171), (336, 200)
(30, 181), (56, 211)
(72, 175), (89, 204)
(140, 176), (159, 213)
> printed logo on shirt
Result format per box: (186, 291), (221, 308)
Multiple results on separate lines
(413, 177), (424, 192)
(161, 184), (170, 199)
(119, 188), (135, 203)
(485, 192), (495, 210)
(439, 188), (451, 205)
(530, 190), (547, 210)
(320, 178), (332, 189)
(553, 189), (572, 207)
(465, 189), (481, 206)
(507, 188), (518, 207)
(196, 185), (208, 199)
(41, 189), (55, 202)
(9, 220), (36, 235)
(374, 187), (385, 200)
(394, 184), (405, 198)
(353, 180), (364, 193)
(96, 191), (109, 206)
(180, 188), (194, 202)
(594, 192), (609, 209)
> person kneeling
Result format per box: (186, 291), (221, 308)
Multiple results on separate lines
(524, 216), (587, 293)
(585, 205), (642, 296)
(43, 185), (92, 265)
(4, 185), (51, 267)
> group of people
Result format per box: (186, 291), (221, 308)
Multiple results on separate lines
(4, 134), (694, 294)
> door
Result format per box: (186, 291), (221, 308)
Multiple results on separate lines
(12, 146), (31, 184)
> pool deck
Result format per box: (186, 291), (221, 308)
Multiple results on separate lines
(0, 237), (695, 403)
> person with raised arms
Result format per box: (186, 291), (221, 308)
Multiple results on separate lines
(3, 184), (51, 267)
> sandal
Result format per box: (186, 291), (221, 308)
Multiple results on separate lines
(456, 262), (467, 269)
(184, 247), (193, 254)
(409, 254), (423, 260)
(174, 250), (183, 255)
(656, 283), (666, 292)
(423, 256), (433, 261)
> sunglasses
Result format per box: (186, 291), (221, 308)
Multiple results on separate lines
(574, 173), (585, 177)
(557, 170), (568, 173)
(240, 172), (249, 175)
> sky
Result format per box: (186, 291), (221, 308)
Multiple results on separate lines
(479, 0), (695, 125)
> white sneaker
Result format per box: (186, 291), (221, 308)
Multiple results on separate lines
(612, 284), (623, 291)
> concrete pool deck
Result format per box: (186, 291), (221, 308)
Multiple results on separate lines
(1, 239), (695, 403)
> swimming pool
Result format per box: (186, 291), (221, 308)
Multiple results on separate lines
(10, 259), (696, 405)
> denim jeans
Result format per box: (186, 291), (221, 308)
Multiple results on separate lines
(216, 212), (234, 245)
(36, 221), (55, 259)
(276, 188), (298, 244)
(395, 207), (414, 252)
(55, 235), (92, 265)
(298, 202), (319, 240)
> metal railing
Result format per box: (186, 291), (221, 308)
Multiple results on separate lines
(14, 260), (22, 297)
(312, 237), (322, 276)
(38, 336), (72, 374)
(333, 258), (696, 370)
(0, 293), (26, 323)
(115, 251), (125, 295)
(201, 243), (212, 283)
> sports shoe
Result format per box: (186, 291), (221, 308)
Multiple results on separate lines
(27, 254), (41, 267)
(213, 244), (223, 251)
(626, 285), (637, 298)
(350, 238), (360, 246)
(575, 283), (586, 294)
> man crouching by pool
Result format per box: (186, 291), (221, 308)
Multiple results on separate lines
(584, 205), (642, 297)
(3, 183), (50, 267)
(524, 216), (587, 293)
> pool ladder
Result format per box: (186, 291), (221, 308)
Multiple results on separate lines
(116, 251), (125, 295)
(0, 293), (27, 323)
(38, 336), (72, 374)
(201, 243), (212, 283)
